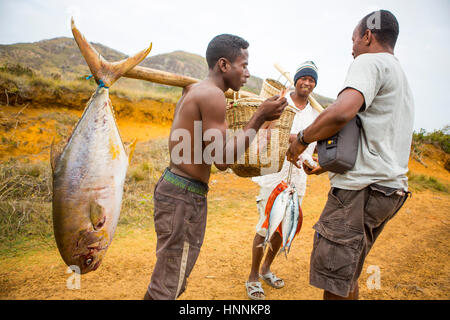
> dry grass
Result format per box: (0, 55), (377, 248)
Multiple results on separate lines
(0, 99), (449, 300)
(0, 71), (182, 106)
(0, 137), (171, 253)
(0, 160), (52, 246)
(407, 172), (449, 193)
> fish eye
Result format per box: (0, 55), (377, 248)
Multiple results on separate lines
(85, 258), (93, 265)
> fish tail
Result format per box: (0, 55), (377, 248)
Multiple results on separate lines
(71, 17), (152, 88)
(277, 247), (284, 257)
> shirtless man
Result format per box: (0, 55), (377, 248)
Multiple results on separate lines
(144, 34), (288, 300)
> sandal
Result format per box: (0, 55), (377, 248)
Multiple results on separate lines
(245, 281), (265, 300)
(260, 272), (285, 289)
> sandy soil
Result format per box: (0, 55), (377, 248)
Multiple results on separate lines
(0, 162), (449, 300)
(0, 104), (449, 300)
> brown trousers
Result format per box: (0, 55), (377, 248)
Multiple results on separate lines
(147, 172), (208, 300)
(310, 184), (409, 297)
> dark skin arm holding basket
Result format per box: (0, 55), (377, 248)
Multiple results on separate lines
(169, 48), (288, 184)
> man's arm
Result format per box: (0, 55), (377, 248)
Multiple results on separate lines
(286, 88), (364, 164)
(199, 90), (287, 170)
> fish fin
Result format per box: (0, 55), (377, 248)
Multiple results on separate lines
(261, 215), (269, 229)
(127, 138), (138, 165)
(276, 225), (283, 237)
(50, 138), (57, 173)
(50, 138), (65, 173)
(295, 206), (303, 235)
(71, 17), (152, 88)
(90, 201), (107, 231)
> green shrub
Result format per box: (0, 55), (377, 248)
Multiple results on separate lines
(0, 63), (34, 77)
(413, 125), (450, 154)
(407, 172), (449, 193)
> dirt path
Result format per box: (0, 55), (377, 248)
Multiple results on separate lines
(0, 104), (449, 300)
(1, 166), (449, 300)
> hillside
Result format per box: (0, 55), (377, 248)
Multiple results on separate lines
(0, 37), (333, 105)
(0, 37), (263, 95)
(0, 101), (449, 300)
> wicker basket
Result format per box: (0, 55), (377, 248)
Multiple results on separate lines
(226, 97), (296, 177)
(259, 78), (287, 99)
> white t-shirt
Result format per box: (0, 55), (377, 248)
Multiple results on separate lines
(252, 92), (319, 196)
(329, 53), (415, 191)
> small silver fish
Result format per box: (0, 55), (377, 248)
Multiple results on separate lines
(264, 187), (291, 250)
(280, 194), (294, 254)
(285, 187), (301, 254)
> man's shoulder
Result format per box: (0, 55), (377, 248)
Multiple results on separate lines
(188, 81), (225, 101)
(353, 53), (397, 68)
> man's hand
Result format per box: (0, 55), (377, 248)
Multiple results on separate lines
(286, 139), (307, 167)
(256, 95), (288, 121)
(303, 162), (326, 175)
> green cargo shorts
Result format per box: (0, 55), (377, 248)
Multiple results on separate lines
(309, 184), (410, 297)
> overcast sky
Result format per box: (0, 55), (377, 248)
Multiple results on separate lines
(0, 0), (449, 131)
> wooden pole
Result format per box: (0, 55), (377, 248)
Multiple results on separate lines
(273, 63), (324, 113)
(123, 66), (256, 100)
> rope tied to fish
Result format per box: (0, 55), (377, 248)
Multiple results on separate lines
(85, 74), (109, 89)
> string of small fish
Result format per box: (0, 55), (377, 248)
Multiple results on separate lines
(260, 162), (303, 257)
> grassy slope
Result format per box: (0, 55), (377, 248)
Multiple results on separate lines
(0, 141), (448, 300)
(0, 37), (338, 105)
(0, 43), (448, 298)
(0, 99), (449, 251)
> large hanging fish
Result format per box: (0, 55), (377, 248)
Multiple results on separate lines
(51, 18), (152, 274)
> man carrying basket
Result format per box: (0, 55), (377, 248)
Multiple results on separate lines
(246, 61), (320, 300)
(144, 34), (288, 300)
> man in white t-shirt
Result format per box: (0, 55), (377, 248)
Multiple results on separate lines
(287, 10), (414, 300)
(245, 61), (320, 300)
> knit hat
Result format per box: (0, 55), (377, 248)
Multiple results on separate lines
(294, 61), (318, 86)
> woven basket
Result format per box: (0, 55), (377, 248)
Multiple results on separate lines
(259, 79), (287, 99)
(226, 97), (296, 177)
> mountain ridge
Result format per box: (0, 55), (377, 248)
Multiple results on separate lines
(0, 37), (334, 105)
